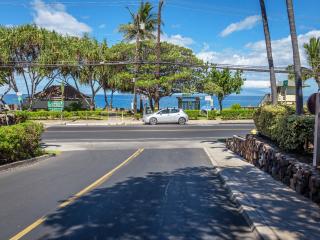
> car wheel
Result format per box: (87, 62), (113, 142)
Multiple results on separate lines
(150, 117), (157, 125)
(178, 117), (186, 125)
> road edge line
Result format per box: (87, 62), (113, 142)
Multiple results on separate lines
(9, 148), (144, 240)
(203, 146), (271, 240)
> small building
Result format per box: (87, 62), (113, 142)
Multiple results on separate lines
(260, 80), (309, 106)
(23, 85), (92, 110)
(177, 94), (200, 110)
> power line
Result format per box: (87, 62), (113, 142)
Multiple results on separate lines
(0, 60), (297, 74)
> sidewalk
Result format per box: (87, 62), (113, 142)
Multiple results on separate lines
(35, 118), (254, 127)
(204, 141), (320, 240)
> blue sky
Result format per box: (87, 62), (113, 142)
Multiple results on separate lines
(1, 0), (320, 96)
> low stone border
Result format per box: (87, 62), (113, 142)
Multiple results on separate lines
(0, 154), (55, 172)
(226, 135), (320, 205)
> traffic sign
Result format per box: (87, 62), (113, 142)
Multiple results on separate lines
(205, 96), (212, 101)
(283, 80), (288, 87)
(307, 93), (318, 114)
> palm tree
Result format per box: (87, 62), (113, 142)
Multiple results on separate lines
(304, 37), (320, 89)
(119, 1), (157, 114)
(259, 0), (277, 105)
(286, 0), (303, 115)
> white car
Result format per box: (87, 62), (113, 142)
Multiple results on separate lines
(143, 108), (189, 125)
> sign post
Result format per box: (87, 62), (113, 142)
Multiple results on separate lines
(314, 93), (320, 168)
(205, 96), (212, 120)
(307, 92), (320, 168)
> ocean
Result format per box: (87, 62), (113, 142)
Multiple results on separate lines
(3, 93), (263, 109)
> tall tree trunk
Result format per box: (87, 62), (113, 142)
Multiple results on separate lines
(110, 90), (115, 109)
(149, 97), (154, 111)
(154, 95), (160, 110)
(103, 89), (109, 109)
(286, 0), (303, 115)
(139, 94), (144, 113)
(259, 0), (277, 105)
(133, 30), (140, 115)
(218, 97), (223, 112)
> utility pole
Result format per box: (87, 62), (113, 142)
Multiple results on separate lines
(155, 0), (164, 110)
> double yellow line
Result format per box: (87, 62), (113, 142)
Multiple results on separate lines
(10, 148), (144, 240)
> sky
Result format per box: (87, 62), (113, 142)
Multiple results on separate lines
(1, 0), (320, 96)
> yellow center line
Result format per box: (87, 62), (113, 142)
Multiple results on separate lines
(9, 148), (144, 240)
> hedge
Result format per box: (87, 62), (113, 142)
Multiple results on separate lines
(184, 110), (200, 120)
(0, 122), (44, 164)
(12, 110), (110, 120)
(220, 109), (255, 120)
(253, 105), (314, 152)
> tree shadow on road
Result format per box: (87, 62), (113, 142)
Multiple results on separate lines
(35, 166), (255, 240)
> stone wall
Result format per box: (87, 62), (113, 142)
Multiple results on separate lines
(226, 135), (320, 205)
(0, 114), (17, 126)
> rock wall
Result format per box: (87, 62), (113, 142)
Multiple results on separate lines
(226, 135), (320, 204)
(0, 114), (17, 126)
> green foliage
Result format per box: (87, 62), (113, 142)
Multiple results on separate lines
(202, 68), (245, 111)
(0, 122), (44, 163)
(64, 102), (83, 111)
(230, 104), (241, 110)
(253, 105), (313, 152)
(303, 37), (320, 88)
(220, 109), (255, 120)
(253, 105), (295, 138)
(12, 110), (110, 120)
(184, 110), (200, 120)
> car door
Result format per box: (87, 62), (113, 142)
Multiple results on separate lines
(156, 109), (170, 123)
(168, 108), (180, 123)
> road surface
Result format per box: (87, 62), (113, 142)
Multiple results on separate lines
(0, 124), (256, 239)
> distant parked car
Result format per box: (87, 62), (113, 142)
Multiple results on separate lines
(143, 108), (188, 125)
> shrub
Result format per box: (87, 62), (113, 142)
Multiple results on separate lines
(220, 109), (255, 120)
(185, 110), (200, 120)
(253, 105), (295, 139)
(207, 110), (217, 120)
(230, 104), (241, 110)
(64, 101), (83, 111)
(254, 105), (313, 152)
(0, 122), (44, 164)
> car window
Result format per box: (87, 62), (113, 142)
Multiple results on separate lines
(169, 109), (179, 114)
(158, 109), (169, 114)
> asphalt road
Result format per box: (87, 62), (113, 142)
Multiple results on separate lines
(0, 125), (256, 239)
(42, 124), (254, 142)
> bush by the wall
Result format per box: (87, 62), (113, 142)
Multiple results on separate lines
(220, 109), (255, 120)
(185, 110), (200, 120)
(12, 110), (110, 120)
(0, 122), (44, 164)
(253, 105), (295, 139)
(253, 105), (313, 152)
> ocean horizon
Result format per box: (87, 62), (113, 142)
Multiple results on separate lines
(3, 93), (264, 110)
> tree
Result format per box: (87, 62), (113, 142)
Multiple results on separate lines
(203, 68), (244, 111)
(304, 37), (320, 89)
(107, 41), (202, 110)
(286, 0), (303, 115)
(119, 1), (157, 114)
(259, 0), (277, 105)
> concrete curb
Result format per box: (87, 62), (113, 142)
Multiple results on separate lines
(0, 154), (55, 172)
(203, 147), (277, 240)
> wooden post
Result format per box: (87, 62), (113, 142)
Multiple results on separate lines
(313, 92), (320, 167)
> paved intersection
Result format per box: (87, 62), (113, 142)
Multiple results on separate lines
(0, 124), (257, 239)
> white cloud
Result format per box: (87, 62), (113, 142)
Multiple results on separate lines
(197, 30), (320, 89)
(220, 15), (261, 37)
(161, 33), (194, 47)
(31, 0), (91, 36)
(244, 80), (270, 88)
(198, 30), (320, 67)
